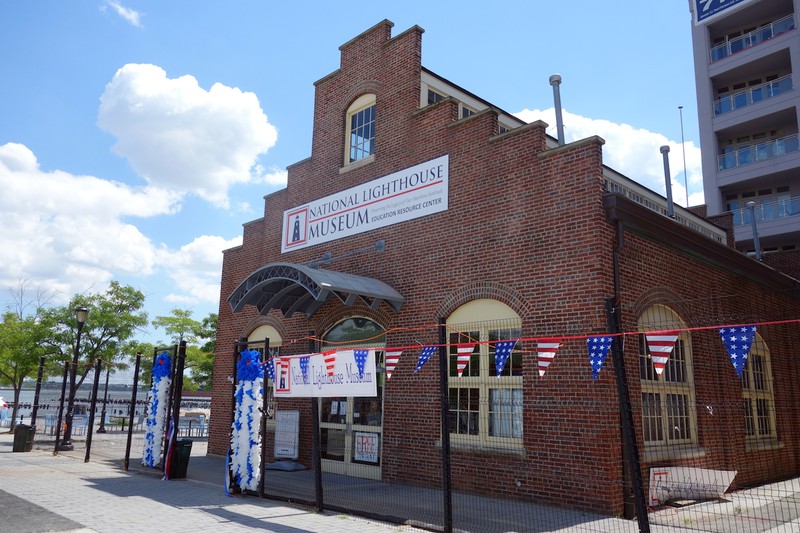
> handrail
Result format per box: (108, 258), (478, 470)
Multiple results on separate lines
(713, 75), (793, 116)
(718, 133), (800, 171)
(710, 14), (795, 63)
(729, 195), (800, 226)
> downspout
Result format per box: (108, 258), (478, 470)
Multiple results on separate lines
(608, 218), (650, 530)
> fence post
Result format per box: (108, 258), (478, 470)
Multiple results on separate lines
(124, 352), (142, 471)
(310, 334), (324, 513)
(84, 358), (102, 462)
(30, 356), (45, 428)
(605, 297), (650, 532)
(53, 361), (69, 455)
(438, 319), (453, 533)
(258, 338), (270, 498)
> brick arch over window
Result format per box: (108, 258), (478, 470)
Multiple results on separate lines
(342, 81), (380, 113)
(629, 287), (694, 327)
(315, 303), (394, 340)
(242, 315), (287, 343)
(434, 281), (530, 321)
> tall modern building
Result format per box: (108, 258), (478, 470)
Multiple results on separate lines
(690, 0), (800, 257)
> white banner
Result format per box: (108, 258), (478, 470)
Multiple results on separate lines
(281, 155), (449, 252)
(273, 349), (377, 398)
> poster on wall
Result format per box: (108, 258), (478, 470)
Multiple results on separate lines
(354, 431), (380, 464)
(281, 155), (449, 252)
(272, 349), (377, 398)
(274, 410), (300, 460)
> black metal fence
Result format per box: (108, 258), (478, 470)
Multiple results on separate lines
(228, 301), (800, 533)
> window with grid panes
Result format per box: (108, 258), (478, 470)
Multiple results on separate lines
(638, 305), (697, 447)
(446, 300), (523, 449)
(346, 94), (376, 164)
(742, 334), (777, 442)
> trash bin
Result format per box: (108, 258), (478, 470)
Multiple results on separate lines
(12, 424), (35, 453)
(169, 439), (192, 478)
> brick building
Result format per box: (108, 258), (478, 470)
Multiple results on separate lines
(211, 20), (800, 516)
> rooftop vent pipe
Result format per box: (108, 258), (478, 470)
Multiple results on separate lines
(660, 146), (675, 219)
(549, 74), (565, 146)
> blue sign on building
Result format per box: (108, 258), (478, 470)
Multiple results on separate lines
(695, 0), (754, 24)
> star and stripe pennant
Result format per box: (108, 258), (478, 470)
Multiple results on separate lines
(494, 340), (517, 377)
(299, 356), (310, 382)
(384, 350), (402, 379)
(264, 357), (275, 382)
(718, 325), (757, 378)
(536, 339), (561, 378)
(455, 344), (476, 377)
(644, 331), (679, 378)
(354, 349), (369, 379)
(415, 346), (437, 373)
(587, 336), (614, 381)
(322, 350), (337, 377)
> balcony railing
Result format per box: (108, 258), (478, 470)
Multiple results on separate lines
(730, 195), (800, 226)
(718, 133), (800, 171)
(710, 14), (795, 63)
(713, 75), (793, 116)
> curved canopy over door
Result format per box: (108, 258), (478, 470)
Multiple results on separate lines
(228, 262), (404, 318)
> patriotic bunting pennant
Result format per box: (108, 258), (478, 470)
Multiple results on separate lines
(415, 346), (437, 373)
(494, 340), (517, 377)
(384, 350), (401, 379)
(537, 339), (561, 378)
(645, 331), (679, 378)
(354, 349), (369, 378)
(299, 356), (310, 382)
(718, 325), (757, 378)
(455, 344), (476, 377)
(265, 357), (275, 382)
(587, 336), (614, 381)
(323, 350), (337, 377)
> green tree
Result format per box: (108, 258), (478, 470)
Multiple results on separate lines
(0, 279), (59, 430)
(39, 281), (149, 391)
(151, 310), (216, 391)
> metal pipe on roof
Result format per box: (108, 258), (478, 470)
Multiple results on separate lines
(661, 146), (675, 219)
(549, 74), (565, 146)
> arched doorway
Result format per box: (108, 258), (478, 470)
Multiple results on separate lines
(319, 317), (386, 479)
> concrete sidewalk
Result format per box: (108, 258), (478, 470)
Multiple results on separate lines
(0, 429), (428, 533)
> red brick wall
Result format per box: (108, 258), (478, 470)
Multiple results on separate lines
(211, 20), (800, 516)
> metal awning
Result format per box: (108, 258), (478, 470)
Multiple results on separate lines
(228, 262), (405, 318)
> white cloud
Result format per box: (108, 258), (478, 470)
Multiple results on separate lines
(97, 64), (278, 208)
(101, 0), (143, 28)
(0, 142), (235, 310)
(515, 108), (704, 207)
(157, 234), (242, 305)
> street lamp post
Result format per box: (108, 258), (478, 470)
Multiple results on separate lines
(97, 364), (110, 433)
(58, 306), (88, 451)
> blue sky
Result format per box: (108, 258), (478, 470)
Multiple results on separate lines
(0, 1), (703, 344)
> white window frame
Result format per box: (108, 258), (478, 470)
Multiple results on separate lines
(446, 299), (523, 452)
(248, 325), (283, 426)
(638, 305), (698, 450)
(742, 334), (777, 445)
(345, 94), (376, 165)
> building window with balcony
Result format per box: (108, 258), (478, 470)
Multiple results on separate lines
(742, 334), (777, 447)
(346, 94), (376, 164)
(446, 299), (523, 452)
(638, 305), (697, 451)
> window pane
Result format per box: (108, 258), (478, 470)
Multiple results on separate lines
(666, 393), (692, 441)
(449, 387), (479, 435)
(489, 388), (523, 439)
(642, 392), (663, 443)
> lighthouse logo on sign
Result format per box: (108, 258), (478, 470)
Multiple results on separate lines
(285, 208), (308, 248)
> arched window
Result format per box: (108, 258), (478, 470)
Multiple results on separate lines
(638, 305), (697, 448)
(345, 94), (376, 164)
(742, 333), (777, 444)
(446, 299), (523, 450)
